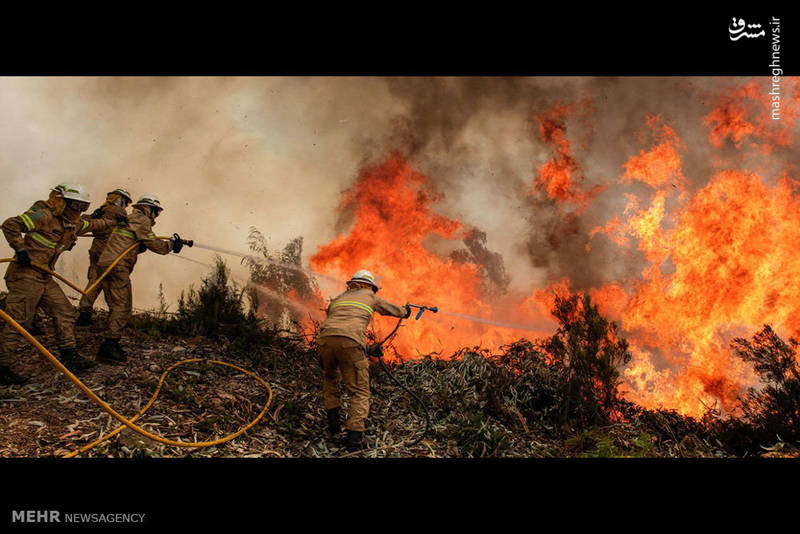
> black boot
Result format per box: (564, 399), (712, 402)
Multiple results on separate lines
(27, 322), (44, 336)
(0, 365), (28, 386)
(326, 407), (342, 435)
(76, 311), (93, 327)
(58, 347), (97, 373)
(97, 338), (127, 364)
(112, 339), (127, 360)
(346, 430), (364, 452)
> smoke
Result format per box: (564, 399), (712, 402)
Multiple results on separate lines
(0, 77), (405, 308)
(1, 76), (793, 316)
(370, 77), (799, 295)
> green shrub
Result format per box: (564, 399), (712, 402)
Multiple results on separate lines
(127, 256), (304, 366)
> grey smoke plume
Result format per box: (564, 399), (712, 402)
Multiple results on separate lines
(0, 76), (784, 315)
(374, 76), (794, 295)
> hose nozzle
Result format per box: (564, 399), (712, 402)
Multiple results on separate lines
(408, 303), (438, 320)
(173, 233), (194, 247)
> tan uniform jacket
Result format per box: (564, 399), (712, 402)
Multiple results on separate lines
(318, 287), (407, 347)
(2, 201), (111, 281)
(85, 202), (129, 258)
(97, 208), (171, 273)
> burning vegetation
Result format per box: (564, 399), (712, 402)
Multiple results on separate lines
(302, 79), (800, 424)
(3, 77), (800, 457)
(3, 251), (799, 457)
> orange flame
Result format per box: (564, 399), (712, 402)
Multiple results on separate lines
(309, 79), (800, 418)
(622, 115), (686, 194)
(310, 153), (550, 359)
(532, 100), (604, 209)
(591, 101), (800, 415)
(702, 79), (800, 153)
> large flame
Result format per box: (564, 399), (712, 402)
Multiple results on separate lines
(310, 154), (551, 359)
(309, 78), (800, 418)
(589, 79), (800, 415)
(599, 169), (800, 415)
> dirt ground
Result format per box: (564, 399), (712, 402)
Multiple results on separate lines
(0, 316), (493, 458)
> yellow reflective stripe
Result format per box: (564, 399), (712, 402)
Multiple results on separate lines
(331, 301), (374, 314)
(20, 213), (35, 231)
(146, 232), (156, 239)
(28, 232), (57, 249)
(330, 300), (374, 314)
(81, 219), (89, 231)
(113, 228), (136, 239)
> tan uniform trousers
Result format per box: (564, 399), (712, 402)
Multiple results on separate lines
(318, 335), (370, 432)
(0, 276), (76, 363)
(78, 251), (103, 313)
(100, 268), (132, 340)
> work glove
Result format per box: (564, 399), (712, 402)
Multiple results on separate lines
(138, 243), (148, 253)
(170, 235), (184, 254)
(404, 304), (412, 319)
(90, 207), (104, 219)
(114, 214), (128, 225)
(15, 249), (31, 267)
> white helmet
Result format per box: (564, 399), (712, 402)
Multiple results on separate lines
(108, 188), (132, 203)
(60, 183), (91, 203)
(134, 194), (163, 210)
(348, 269), (379, 292)
(51, 183), (69, 194)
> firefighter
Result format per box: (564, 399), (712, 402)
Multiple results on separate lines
(0, 184), (118, 385)
(318, 269), (410, 451)
(76, 188), (133, 326)
(95, 194), (185, 364)
(18, 184), (69, 337)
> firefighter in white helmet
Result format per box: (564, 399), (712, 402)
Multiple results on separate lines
(0, 184), (115, 384)
(317, 269), (411, 451)
(94, 194), (185, 364)
(18, 183), (71, 337)
(76, 187), (133, 326)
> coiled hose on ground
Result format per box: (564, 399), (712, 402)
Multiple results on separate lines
(0, 237), (272, 457)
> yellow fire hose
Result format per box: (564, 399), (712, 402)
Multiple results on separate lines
(0, 237), (273, 457)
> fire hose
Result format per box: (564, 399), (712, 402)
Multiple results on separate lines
(0, 234), (273, 457)
(365, 303), (437, 447)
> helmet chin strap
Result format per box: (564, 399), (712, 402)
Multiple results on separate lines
(63, 203), (84, 223)
(47, 196), (67, 216)
(141, 205), (159, 221)
(108, 194), (129, 208)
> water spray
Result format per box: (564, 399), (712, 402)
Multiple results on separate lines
(171, 254), (321, 317)
(191, 241), (342, 285)
(184, 247), (437, 448)
(191, 243), (552, 334)
(437, 310), (553, 333)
